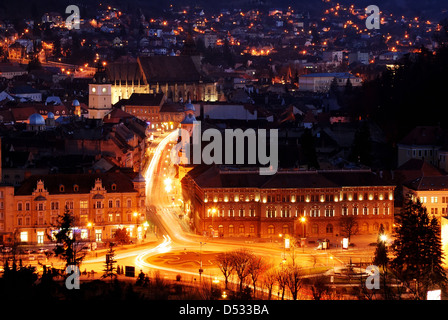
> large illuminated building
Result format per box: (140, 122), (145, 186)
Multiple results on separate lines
(182, 165), (395, 239)
(106, 55), (218, 105)
(0, 171), (147, 245)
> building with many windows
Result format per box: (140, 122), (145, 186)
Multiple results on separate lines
(1, 171), (146, 245)
(181, 165), (395, 239)
(403, 175), (448, 217)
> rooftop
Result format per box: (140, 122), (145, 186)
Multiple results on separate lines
(15, 171), (141, 195)
(186, 165), (393, 189)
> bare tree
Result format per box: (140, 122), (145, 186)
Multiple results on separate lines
(216, 252), (234, 290)
(285, 266), (304, 300)
(276, 268), (289, 300)
(231, 249), (254, 294)
(309, 275), (329, 300)
(262, 267), (277, 300)
(248, 255), (268, 299)
(339, 216), (359, 243)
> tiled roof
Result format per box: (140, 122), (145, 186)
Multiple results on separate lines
(186, 165), (393, 189)
(106, 60), (143, 83)
(398, 126), (447, 146)
(15, 172), (139, 195)
(121, 93), (165, 107)
(404, 176), (448, 191)
(138, 56), (201, 84)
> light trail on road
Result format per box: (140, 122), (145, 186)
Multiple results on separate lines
(144, 130), (178, 201)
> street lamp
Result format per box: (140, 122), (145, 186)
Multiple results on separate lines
(300, 216), (306, 236)
(87, 222), (93, 250)
(300, 216), (306, 252)
(199, 241), (206, 282)
(207, 207), (217, 237)
(133, 212), (140, 241)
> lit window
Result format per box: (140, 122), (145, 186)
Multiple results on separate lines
(20, 231), (28, 242)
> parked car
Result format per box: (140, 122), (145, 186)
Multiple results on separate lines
(1, 246), (12, 253)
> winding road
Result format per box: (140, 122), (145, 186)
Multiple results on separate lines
(82, 129), (347, 286)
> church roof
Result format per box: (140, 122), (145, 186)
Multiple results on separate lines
(138, 56), (201, 84)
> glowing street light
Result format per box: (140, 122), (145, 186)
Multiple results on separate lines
(164, 177), (173, 193)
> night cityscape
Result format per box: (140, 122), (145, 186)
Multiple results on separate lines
(0, 0), (448, 312)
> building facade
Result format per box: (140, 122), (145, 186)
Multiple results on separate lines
(299, 72), (362, 92)
(116, 93), (185, 130)
(403, 176), (448, 217)
(182, 166), (395, 240)
(106, 56), (218, 105)
(2, 171), (146, 245)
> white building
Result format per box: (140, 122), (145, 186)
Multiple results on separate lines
(299, 72), (362, 92)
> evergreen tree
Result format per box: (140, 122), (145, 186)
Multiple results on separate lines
(344, 77), (353, 94)
(300, 128), (319, 169)
(102, 242), (117, 281)
(391, 195), (447, 298)
(51, 207), (86, 267)
(423, 215), (447, 292)
(349, 121), (372, 166)
(373, 224), (388, 270)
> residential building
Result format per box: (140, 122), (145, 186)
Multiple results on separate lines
(403, 175), (448, 217)
(298, 72), (362, 92)
(9, 85), (42, 102)
(115, 92), (185, 130)
(0, 63), (27, 79)
(3, 171), (146, 245)
(397, 126), (446, 168)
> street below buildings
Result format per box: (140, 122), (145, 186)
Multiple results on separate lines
(75, 129), (380, 296)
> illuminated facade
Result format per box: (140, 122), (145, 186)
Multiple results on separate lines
(182, 166), (395, 239)
(107, 56), (218, 105)
(2, 172), (146, 245)
(403, 176), (448, 217)
(118, 93), (185, 130)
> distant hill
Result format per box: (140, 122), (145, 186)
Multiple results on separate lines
(0, 0), (446, 22)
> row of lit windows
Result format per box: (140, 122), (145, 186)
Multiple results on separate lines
(19, 228), (108, 244)
(208, 224), (290, 236)
(127, 107), (159, 114)
(420, 196), (448, 204)
(206, 205), (391, 218)
(208, 221), (390, 237)
(17, 211), (140, 227)
(205, 192), (394, 203)
(17, 199), (138, 211)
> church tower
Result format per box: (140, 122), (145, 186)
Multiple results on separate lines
(88, 65), (112, 119)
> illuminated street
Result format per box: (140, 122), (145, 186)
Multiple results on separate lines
(80, 128), (377, 293)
